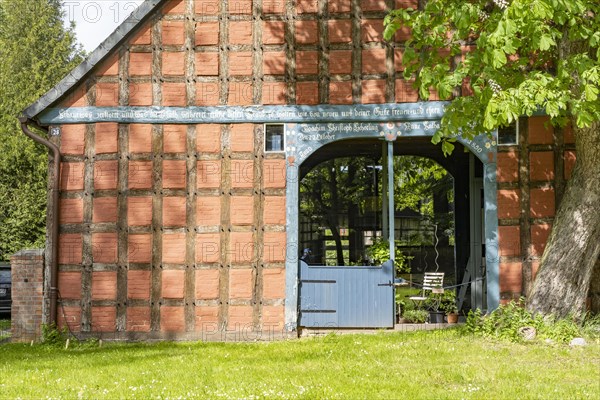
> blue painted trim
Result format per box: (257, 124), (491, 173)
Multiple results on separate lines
(484, 162), (500, 311)
(304, 265), (386, 270)
(387, 141), (395, 260)
(38, 102), (450, 125)
(37, 103), (548, 127)
(284, 160), (300, 331)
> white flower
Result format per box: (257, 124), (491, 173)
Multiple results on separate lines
(488, 79), (502, 94)
(494, 0), (509, 10)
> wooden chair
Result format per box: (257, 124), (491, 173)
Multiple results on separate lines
(409, 272), (445, 309)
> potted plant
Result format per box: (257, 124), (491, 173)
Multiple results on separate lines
(440, 291), (459, 324)
(425, 290), (445, 323)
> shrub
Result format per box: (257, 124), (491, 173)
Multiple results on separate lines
(41, 323), (68, 346)
(367, 239), (411, 273)
(403, 309), (428, 323)
(582, 313), (600, 339)
(463, 299), (586, 344)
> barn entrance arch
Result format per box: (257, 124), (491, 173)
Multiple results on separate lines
(284, 120), (499, 330)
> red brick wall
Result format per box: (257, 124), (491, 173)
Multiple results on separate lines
(496, 116), (575, 302)
(59, 0), (426, 111)
(56, 121), (286, 336)
(10, 250), (44, 342)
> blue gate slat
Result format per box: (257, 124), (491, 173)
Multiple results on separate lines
(343, 269), (353, 326)
(352, 271), (359, 326)
(367, 268), (375, 326)
(301, 282), (335, 310)
(368, 270), (375, 326)
(341, 270), (352, 327)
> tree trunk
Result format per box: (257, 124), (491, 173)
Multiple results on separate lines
(346, 163), (358, 264)
(348, 204), (358, 264)
(326, 161), (345, 266)
(527, 121), (600, 319)
(327, 215), (345, 266)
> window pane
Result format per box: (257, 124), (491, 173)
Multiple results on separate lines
(498, 121), (518, 145)
(265, 125), (284, 152)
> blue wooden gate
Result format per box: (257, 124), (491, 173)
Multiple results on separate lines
(299, 260), (395, 328)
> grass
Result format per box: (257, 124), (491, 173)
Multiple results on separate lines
(0, 329), (598, 399)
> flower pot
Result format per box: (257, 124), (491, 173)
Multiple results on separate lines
(446, 313), (458, 324)
(429, 311), (445, 324)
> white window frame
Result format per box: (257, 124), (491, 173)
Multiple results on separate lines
(498, 119), (519, 146)
(264, 123), (286, 153)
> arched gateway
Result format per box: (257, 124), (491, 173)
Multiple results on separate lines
(280, 102), (499, 329)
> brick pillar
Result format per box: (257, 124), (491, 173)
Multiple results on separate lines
(10, 249), (44, 342)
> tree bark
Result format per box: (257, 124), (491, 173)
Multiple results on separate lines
(326, 162), (345, 266)
(327, 214), (345, 266)
(346, 163), (358, 264)
(348, 203), (359, 264)
(527, 121), (600, 319)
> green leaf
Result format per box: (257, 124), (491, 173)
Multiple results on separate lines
(584, 85), (598, 101)
(503, 40), (517, 55)
(545, 101), (560, 117)
(483, 109), (498, 130)
(419, 85), (430, 100)
(590, 32), (600, 47)
(575, 110), (593, 127)
(492, 49), (507, 68)
(403, 47), (417, 65)
(383, 23), (400, 41)
(531, 0), (553, 19)
(441, 141), (455, 156)
(504, 19), (516, 36)
(539, 34), (555, 51)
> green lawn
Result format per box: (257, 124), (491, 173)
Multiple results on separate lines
(0, 329), (598, 399)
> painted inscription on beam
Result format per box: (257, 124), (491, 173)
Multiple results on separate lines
(286, 122), (497, 165)
(38, 102), (449, 125)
